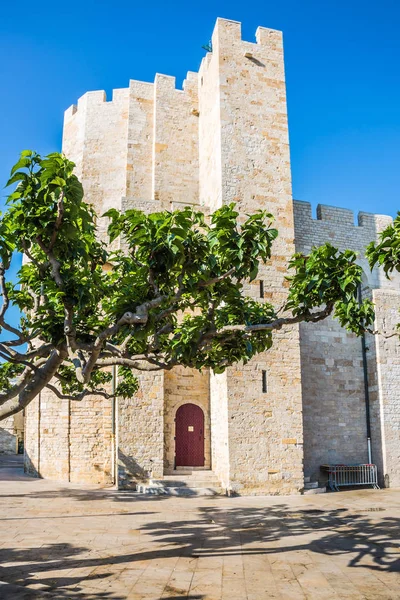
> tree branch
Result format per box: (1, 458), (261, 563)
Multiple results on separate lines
(21, 240), (50, 275)
(36, 236), (64, 289)
(0, 366), (35, 405)
(0, 263), (9, 322)
(0, 341), (54, 363)
(0, 263), (27, 343)
(96, 356), (174, 371)
(202, 303), (335, 339)
(45, 382), (112, 401)
(0, 349), (67, 419)
(81, 265), (237, 374)
(48, 190), (65, 251)
(197, 267), (236, 287)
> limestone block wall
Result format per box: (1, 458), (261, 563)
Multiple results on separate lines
(63, 88), (130, 238)
(225, 351), (303, 495)
(153, 73), (199, 207)
(117, 371), (164, 488)
(164, 367), (210, 470)
(293, 201), (399, 482)
(0, 412), (23, 454)
(365, 319), (385, 485)
(56, 72), (201, 488)
(298, 318), (368, 480)
(373, 289), (400, 488)
(0, 416), (19, 453)
(198, 44), (222, 213)
(69, 396), (113, 484)
(24, 389), (69, 480)
(24, 389), (113, 484)
(126, 80), (154, 200)
(24, 397), (40, 476)
(64, 72), (200, 215)
(210, 372), (230, 489)
(199, 19), (304, 494)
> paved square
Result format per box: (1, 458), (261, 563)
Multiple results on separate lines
(0, 456), (399, 599)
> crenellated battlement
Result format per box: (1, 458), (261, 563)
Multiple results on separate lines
(199, 18), (283, 82)
(294, 200), (393, 233)
(64, 88), (130, 121)
(64, 70), (199, 123)
(209, 17), (282, 47)
(64, 17), (284, 127)
(293, 199), (398, 290)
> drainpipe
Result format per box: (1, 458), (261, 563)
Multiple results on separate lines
(111, 365), (116, 485)
(37, 391), (41, 476)
(358, 285), (372, 464)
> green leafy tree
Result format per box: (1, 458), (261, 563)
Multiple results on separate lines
(365, 215), (400, 335)
(367, 214), (400, 277)
(0, 152), (375, 420)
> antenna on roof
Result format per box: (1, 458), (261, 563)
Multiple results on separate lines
(202, 41), (212, 53)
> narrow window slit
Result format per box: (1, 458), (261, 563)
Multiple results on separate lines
(262, 370), (267, 393)
(259, 280), (264, 298)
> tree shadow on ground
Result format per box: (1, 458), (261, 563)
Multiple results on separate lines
(0, 503), (399, 598)
(139, 504), (400, 573)
(0, 486), (169, 503)
(0, 543), (123, 598)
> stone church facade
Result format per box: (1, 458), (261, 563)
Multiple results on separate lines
(16, 18), (400, 494)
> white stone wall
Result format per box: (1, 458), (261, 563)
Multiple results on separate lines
(24, 388), (113, 484)
(69, 395), (113, 484)
(0, 416), (18, 454)
(118, 371), (164, 487)
(153, 73), (199, 207)
(126, 80), (154, 200)
(210, 371), (230, 489)
(24, 390), (69, 480)
(198, 42), (222, 212)
(373, 289), (400, 488)
(299, 317), (369, 480)
(63, 88), (130, 240)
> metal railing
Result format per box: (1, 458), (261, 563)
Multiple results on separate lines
(321, 464), (379, 492)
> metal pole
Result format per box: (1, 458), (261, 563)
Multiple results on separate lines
(111, 366), (116, 485)
(358, 284), (372, 464)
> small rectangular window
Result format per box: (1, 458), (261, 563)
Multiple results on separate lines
(262, 370), (267, 393)
(260, 280), (264, 298)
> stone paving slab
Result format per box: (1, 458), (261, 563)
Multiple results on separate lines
(0, 457), (399, 599)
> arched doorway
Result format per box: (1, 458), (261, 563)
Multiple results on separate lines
(175, 403), (205, 467)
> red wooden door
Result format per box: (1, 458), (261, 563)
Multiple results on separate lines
(175, 404), (205, 467)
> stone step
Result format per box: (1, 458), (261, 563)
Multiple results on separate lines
(304, 481), (319, 489)
(156, 474), (220, 481)
(137, 483), (224, 497)
(164, 468), (211, 476)
(151, 478), (220, 488)
(302, 486), (327, 495)
(175, 466), (209, 470)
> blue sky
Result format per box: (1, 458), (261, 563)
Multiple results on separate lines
(0, 0), (399, 224)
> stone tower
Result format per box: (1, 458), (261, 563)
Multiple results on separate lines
(23, 17), (400, 494)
